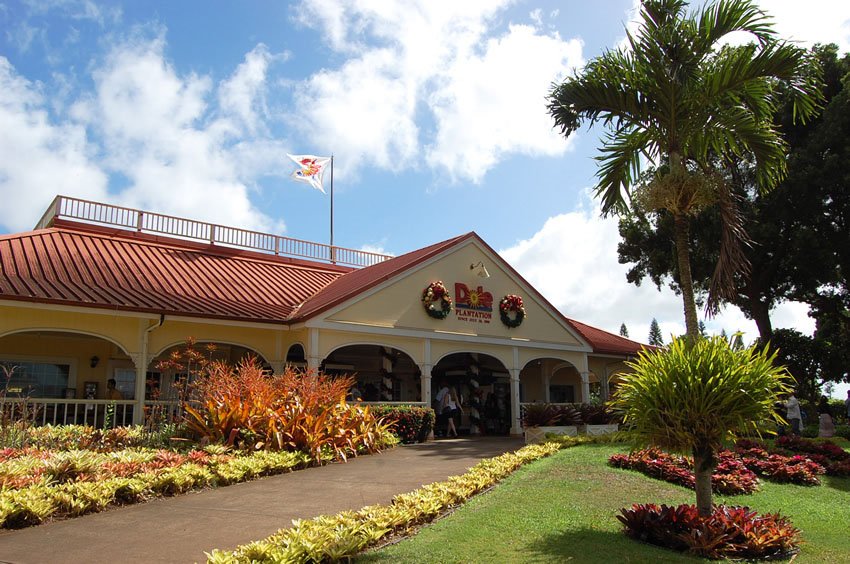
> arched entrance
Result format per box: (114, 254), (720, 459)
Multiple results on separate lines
(520, 357), (598, 404)
(322, 344), (420, 402)
(0, 329), (136, 426)
(432, 353), (511, 435)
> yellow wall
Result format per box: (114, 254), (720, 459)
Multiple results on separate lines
(327, 242), (587, 348)
(0, 303), (143, 355)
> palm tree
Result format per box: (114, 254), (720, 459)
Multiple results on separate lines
(548, 0), (820, 338)
(611, 336), (791, 516)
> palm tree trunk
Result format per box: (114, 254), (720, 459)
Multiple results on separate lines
(692, 442), (715, 518)
(673, 213), (700, 339)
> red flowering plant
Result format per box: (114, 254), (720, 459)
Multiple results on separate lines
(498, 294), (526, 328)
(617, 503), (800, 560)
(609, 448), (759, 495)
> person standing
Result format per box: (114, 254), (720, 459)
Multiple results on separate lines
(785, 393), (802, 436)
(818, 396), (835, 438)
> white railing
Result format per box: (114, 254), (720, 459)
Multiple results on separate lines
(35, 195), (392, 268)
(0, 398), (136, 428)
(0, 398), (431, 430)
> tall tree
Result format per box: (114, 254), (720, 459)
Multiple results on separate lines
(617, 45), (847, 342)
(620, 323), (630, 337)
(648, 318), (664, 346)
(548, 0), (819, 338)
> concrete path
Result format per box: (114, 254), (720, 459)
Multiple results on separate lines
(0, 437), (523, 564)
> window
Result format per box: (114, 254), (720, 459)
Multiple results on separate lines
(549, 384), (575, 404)
(113, 368), (136, 400)
(1, 360), (71, 398)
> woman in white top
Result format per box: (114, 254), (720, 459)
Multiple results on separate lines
(442, 386), (462, 438)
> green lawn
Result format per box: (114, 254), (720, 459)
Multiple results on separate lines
(359, 443), (850, 563)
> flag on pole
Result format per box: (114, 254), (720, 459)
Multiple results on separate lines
(287, 154), (331, 193)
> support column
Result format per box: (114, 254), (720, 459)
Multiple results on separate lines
(419, 364), (432, 407)
(130, 352), (147, 425)
(510, 368), (522, 436)
(307, 328), (320, 371)
(270, 360), (286, 376)
(601, 367), (611, 401)
(580, 371), (591, 404)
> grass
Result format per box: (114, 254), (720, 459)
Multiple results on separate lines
(359, 442), (850, 563)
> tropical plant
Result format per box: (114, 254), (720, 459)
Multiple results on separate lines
(610, 336), (791, 516)
(547, 0), (820, 337)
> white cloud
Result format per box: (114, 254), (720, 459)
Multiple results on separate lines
(0, 56), (108, 232)
(218, 44), (281, 135)
(70, 36), (286, 231)
(498, 192), (816, 345)
(757, 1), (850, 53)
(426, 24), (582, 182)
(290, 0), (583, 182)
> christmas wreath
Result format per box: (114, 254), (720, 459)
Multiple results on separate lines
(422, 281), (453, 319)
(499, 294), (526, 328)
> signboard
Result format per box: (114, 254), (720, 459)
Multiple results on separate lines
(454, 283), (493, 324)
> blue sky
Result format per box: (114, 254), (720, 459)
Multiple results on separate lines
(2, 1), (850, 394)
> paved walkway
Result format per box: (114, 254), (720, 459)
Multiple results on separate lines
(0, 437), (523, 563)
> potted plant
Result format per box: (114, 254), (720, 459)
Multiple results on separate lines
(578, 404), (620, 435)
(522, 403), (581, 443)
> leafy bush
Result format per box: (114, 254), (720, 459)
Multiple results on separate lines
(618, 503), (800, 560)
(183, 359), (395, 461)
(18, 425), (179, 452)
(521, 404), (561, 427)
(775, 435), (850, 461)
(835, 424), (850, 440)
(579, 404), (619, 425)
(369, 405), (435, 444)
(609, 448), (759, 495)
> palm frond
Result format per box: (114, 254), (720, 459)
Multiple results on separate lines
(706, 173), (751, 316)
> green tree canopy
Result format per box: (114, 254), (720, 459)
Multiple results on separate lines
(648, 318), (664, 346)
(612, 336), (791, 516)
(619, 323), (630, 337)
(548, 0), (820, 337)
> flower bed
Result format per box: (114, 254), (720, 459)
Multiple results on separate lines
(618, 503), (800, 560)
(608, 448), (759, 494)
(0, 444), (311, 529)
(738, 437), (850, 478)
(370, 405), (435, 444)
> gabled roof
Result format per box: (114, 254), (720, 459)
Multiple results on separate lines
(0, 223), (346, 323)
(289, 233), (473, 321)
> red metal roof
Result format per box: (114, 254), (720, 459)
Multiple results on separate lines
(290, 233), (473, 321)
(0, 220), (648, 356)
(0, 224), (346, 323)
(567, 318), (650, 356)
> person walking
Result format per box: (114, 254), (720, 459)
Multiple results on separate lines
(785, 393), (802, 436)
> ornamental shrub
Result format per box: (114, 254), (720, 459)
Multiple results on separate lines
(183, 359), (395, 461)
(369, 405), (435, 444)
(618, 503), (800, 560)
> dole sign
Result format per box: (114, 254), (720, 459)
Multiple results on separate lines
(454, 283), (493, 323)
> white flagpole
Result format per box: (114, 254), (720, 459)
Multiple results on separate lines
(330, 155), (335, 264)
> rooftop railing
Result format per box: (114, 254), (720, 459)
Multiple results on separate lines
(35, 195), (392, 268)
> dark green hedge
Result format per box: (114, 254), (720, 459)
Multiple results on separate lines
(371, 405), (435, 444)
